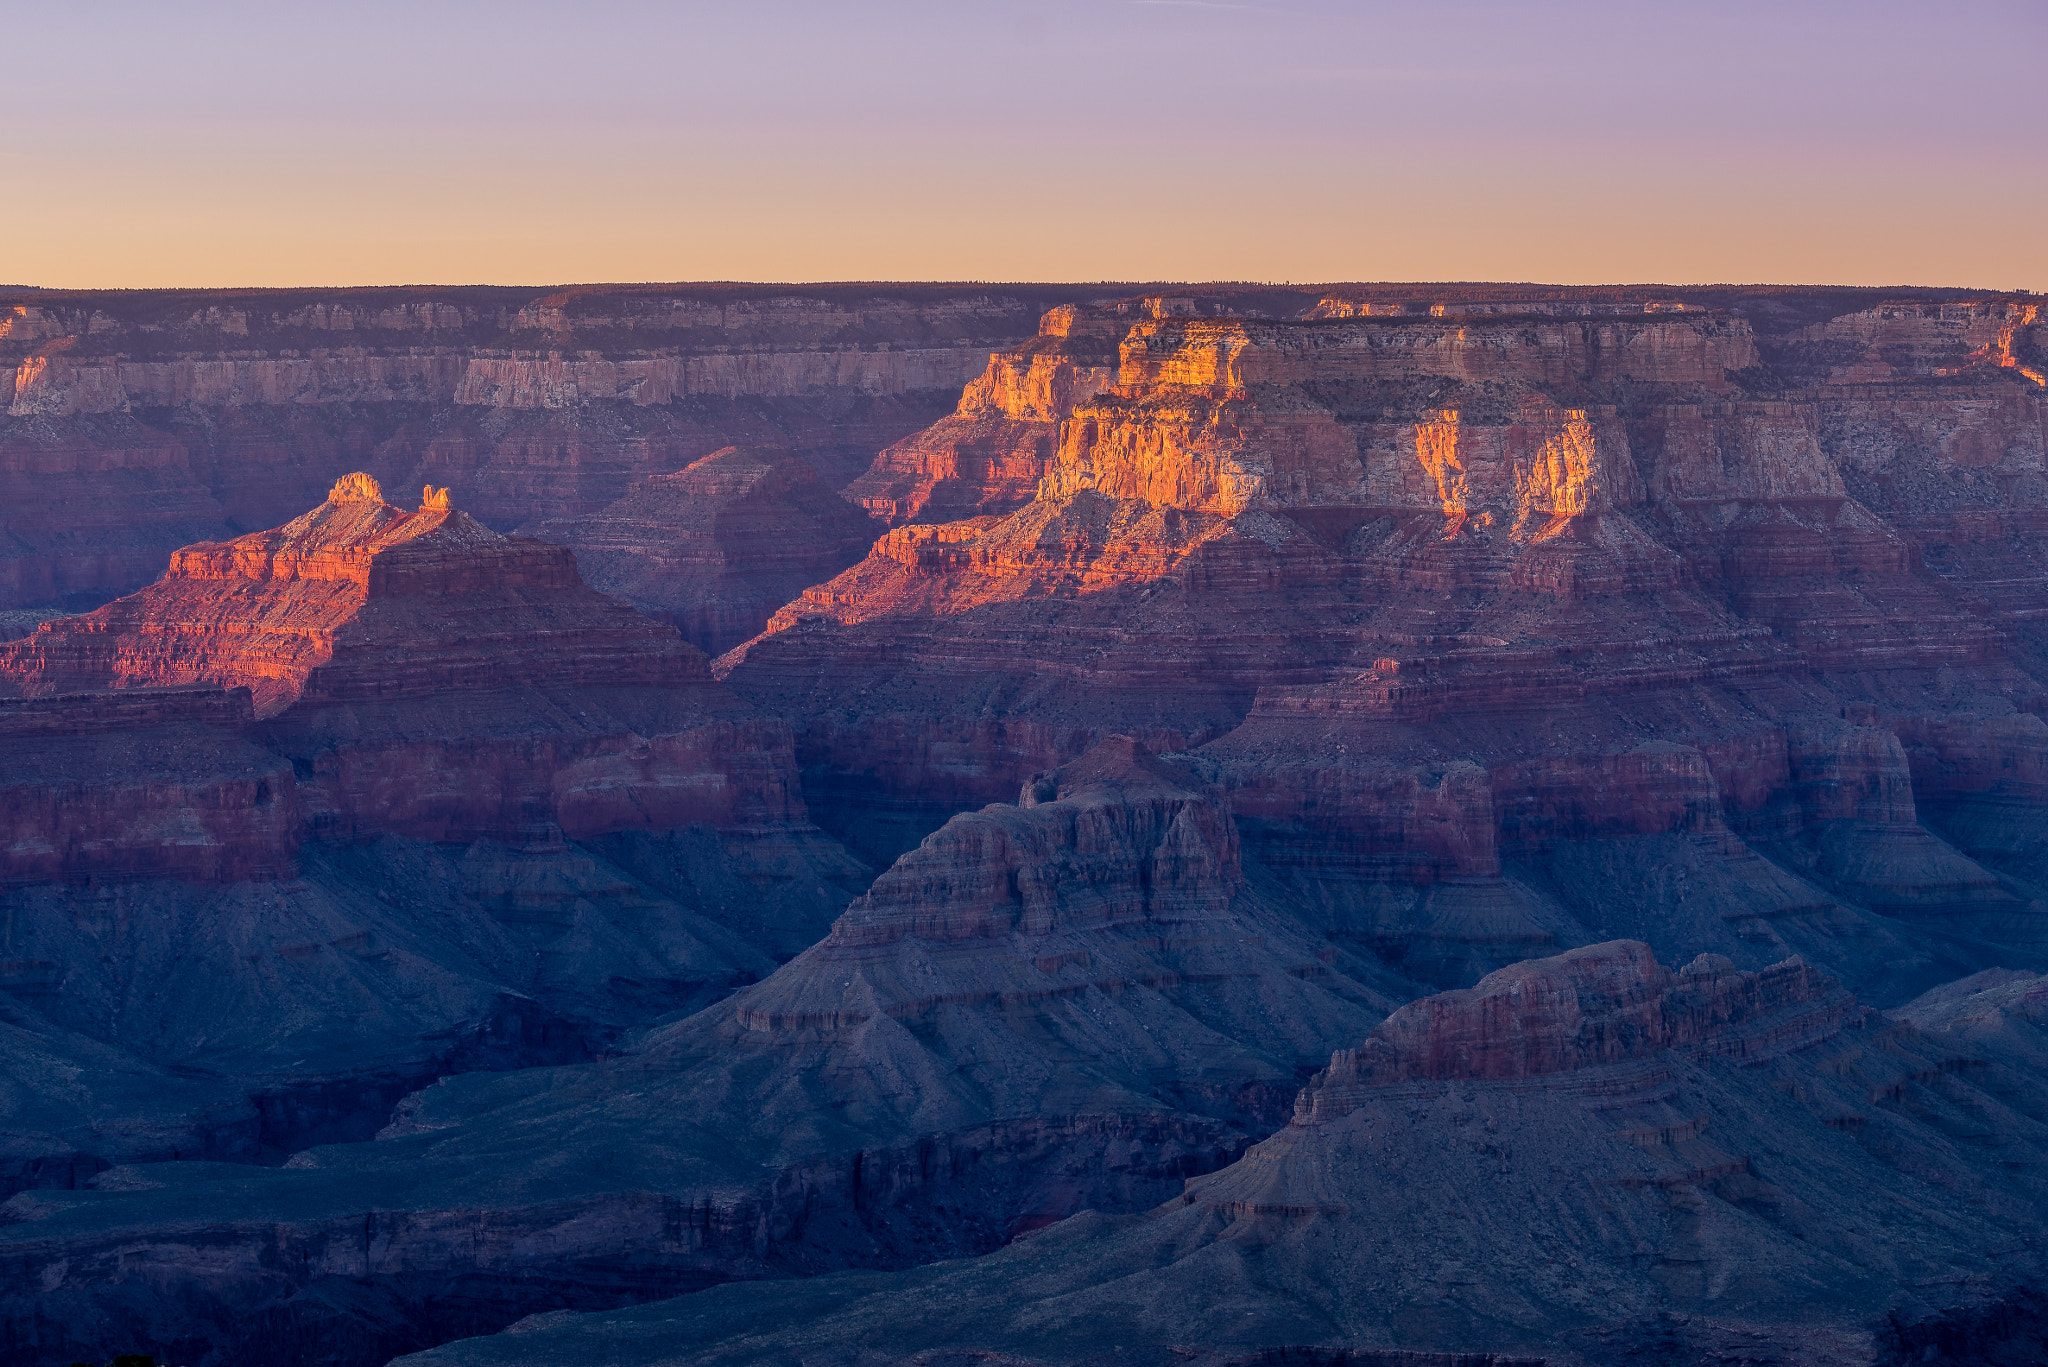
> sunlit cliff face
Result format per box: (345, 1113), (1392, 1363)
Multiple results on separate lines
(1414, 404), (1608, 541)
(734, 310), (1723, 647)
(1921, 303), (2047, 388)
(1037, 317), (1663, 531)
(1992, 305), (2046, 387)
(0, 474), (502, 715)
(1414, 411), (1472, 530)
(1043, 389), (1365, 519)
(10, 354), (49, 397)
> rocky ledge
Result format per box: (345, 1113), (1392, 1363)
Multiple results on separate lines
(392, 942), (2048, 1367)
(0, 739), (1407, 1367)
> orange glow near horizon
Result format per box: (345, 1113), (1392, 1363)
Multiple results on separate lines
(10, 143), (2040, 293)
(3, 2), (2042, 293)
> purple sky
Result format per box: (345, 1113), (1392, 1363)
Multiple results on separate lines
(7, 0), (2042, 289)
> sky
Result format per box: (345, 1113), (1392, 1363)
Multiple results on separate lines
(4, 0), (2042, 290)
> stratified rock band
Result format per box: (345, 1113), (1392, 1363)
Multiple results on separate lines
(4, 284), (2048, 1365)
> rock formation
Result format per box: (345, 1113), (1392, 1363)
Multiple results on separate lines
(8, 281), (2048, 1367)
(0, 473), (815, 846)
(524, 446), (883, 655)
(843, 302), (1128, 524)
(1, 473), (664, 713)
(392, 943), (2048, 1367)
(0, 476), (872, 1243)
(0, 284), (1112, 615)
(720, 287), (2048, 997)
(0, 738), (1409, 1367)
(0, 686), (293, 886)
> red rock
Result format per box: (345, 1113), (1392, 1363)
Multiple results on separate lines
(719, 290), (2048, 993)
(0, 686), (298, 885)
(0, 473), (690, 718)
(1299, 939), (1847, 1106)
(845, 304), (1125, 524)
(0, 474), (812, 850)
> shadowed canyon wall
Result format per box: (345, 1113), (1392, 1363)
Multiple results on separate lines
(403, 942), (2048, 1367)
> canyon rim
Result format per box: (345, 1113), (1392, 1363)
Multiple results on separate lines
(3, 278), (2048, 1367)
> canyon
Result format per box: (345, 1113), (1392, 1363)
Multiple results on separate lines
(396, 942), (2048, 1367)
(0, 469), (867, 1200)
(0, 285), (1091, 616)
(2, 280), (2047, 1367)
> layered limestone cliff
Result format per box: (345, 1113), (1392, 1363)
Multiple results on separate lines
(722, 288), (2048, 992)
(0, 290), (1074, 418)
(0, 284), (1108, 611)
(0, 474), (821, 850)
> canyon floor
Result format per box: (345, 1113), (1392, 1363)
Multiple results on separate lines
(2, 280), (2047, 1366)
